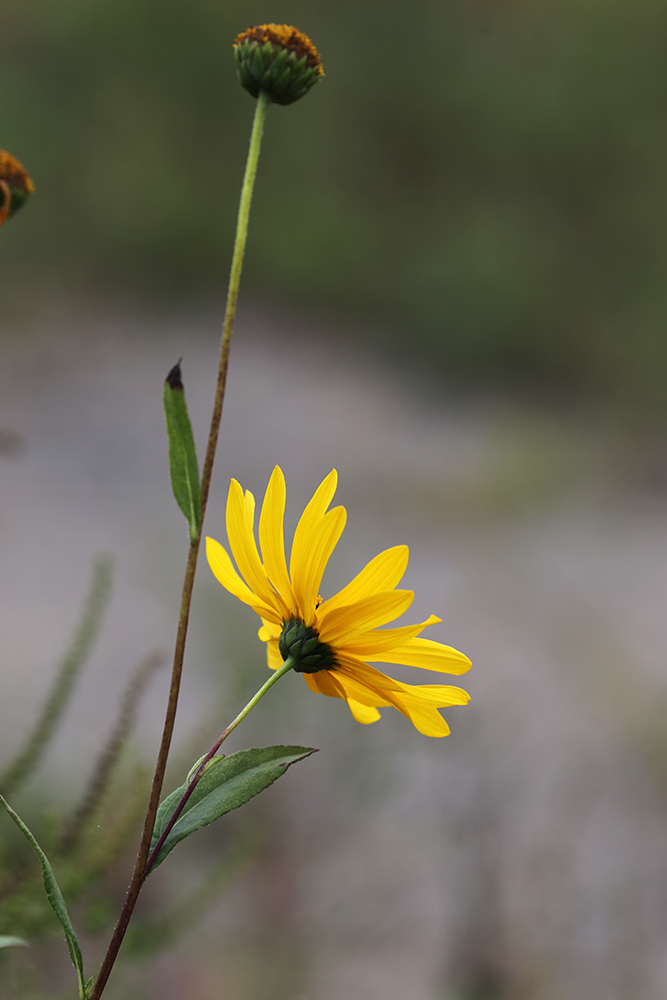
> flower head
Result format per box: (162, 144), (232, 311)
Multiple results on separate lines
(233, 24), (324, 105)
(0, 150), (34, 225)
(207, 468), (470, 737)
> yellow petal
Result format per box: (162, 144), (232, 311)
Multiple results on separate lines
(337, 654), (468, 703)
(243, 487), (256, 528)
(336, 658), (453, 737)
(345, 699), (382, 724)
(333, 652), (403, 690)
(303, 667), (382, 724)
(289, 469), (338, 584)
(306, 668), (344, 699)
(206, 537), (279, 620)
(258, 467), (295, 607)
(325, 663), (392, 707)
(318, 589), (414, 645)
(292, 506), (346, 623)
(265, 638), (283, 670)
(394, 702), (451, 737)
(302, 672), (324, 695)
(258, 619), (281, 642)
(226, 479), (288, 618)
(341, 615), (441, 655)
(402, 684), (469, 705)
(318, 545), (409, 614)
(364, 636), (471, 675)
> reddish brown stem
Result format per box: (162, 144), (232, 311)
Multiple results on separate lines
(87, 92), (270, 1000)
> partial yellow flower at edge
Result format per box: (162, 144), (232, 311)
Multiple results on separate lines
(206, 466), (471, 737)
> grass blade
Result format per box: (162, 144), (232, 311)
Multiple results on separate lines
(0, 796), (87, 998)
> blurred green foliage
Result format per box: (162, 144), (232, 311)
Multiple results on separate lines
(0, 558), (235, 996)
(2, 0), (667, 399)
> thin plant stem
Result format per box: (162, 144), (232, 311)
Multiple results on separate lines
(146, 657), (294, 874)
(129, 832), (261, 957)
(88, 90), (271, 1000)
(199, 87), (271, 529)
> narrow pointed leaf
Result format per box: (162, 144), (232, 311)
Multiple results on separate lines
(0, 935), (29, 949)
(0, 796), (87, 999)
(148, 745), (316, 872)
(163, 361), (201, 541)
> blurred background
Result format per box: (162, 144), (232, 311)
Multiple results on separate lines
(1, 0), (667, 998)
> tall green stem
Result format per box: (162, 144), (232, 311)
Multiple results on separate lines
(88, 91), (271, 1000)
(198, 87), (270, 524)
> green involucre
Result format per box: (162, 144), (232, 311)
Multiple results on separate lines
(278, 617), (336, 673)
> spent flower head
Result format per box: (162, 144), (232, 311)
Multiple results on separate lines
(0, 151), (34, 225)
(207, 467), (471, 737)
(234, 24), (324, 105)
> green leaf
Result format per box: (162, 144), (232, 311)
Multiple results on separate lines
(0, 935), (29, 949)
(163, 361), (201, 541)
(148, 745), (316, 872)
(0, 796), (88, 999)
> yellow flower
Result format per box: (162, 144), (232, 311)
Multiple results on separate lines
(206, 467), (471, 737)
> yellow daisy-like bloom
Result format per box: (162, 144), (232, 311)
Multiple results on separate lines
(206, 467), (471, 737)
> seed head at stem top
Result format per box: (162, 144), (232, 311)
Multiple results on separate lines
(234, 24), (324, 105)
(0, 151), (34, 225)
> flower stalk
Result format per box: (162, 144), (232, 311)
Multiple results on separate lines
(145, 657), (294, 874)
(197, 88), (270, 528)
(87, 89), (271, 1000)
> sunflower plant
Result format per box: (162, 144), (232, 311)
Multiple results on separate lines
(0, 24), (471, 999)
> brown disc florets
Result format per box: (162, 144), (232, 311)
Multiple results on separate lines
(233, 24), (324, 105)
(0, 151), (34, 223)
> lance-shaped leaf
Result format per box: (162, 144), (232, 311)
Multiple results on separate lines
(0, 935), (29, 949)
(163, 361), (201, 541)
(0, 796), (88, 999)
(148, 745), (316, 872)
